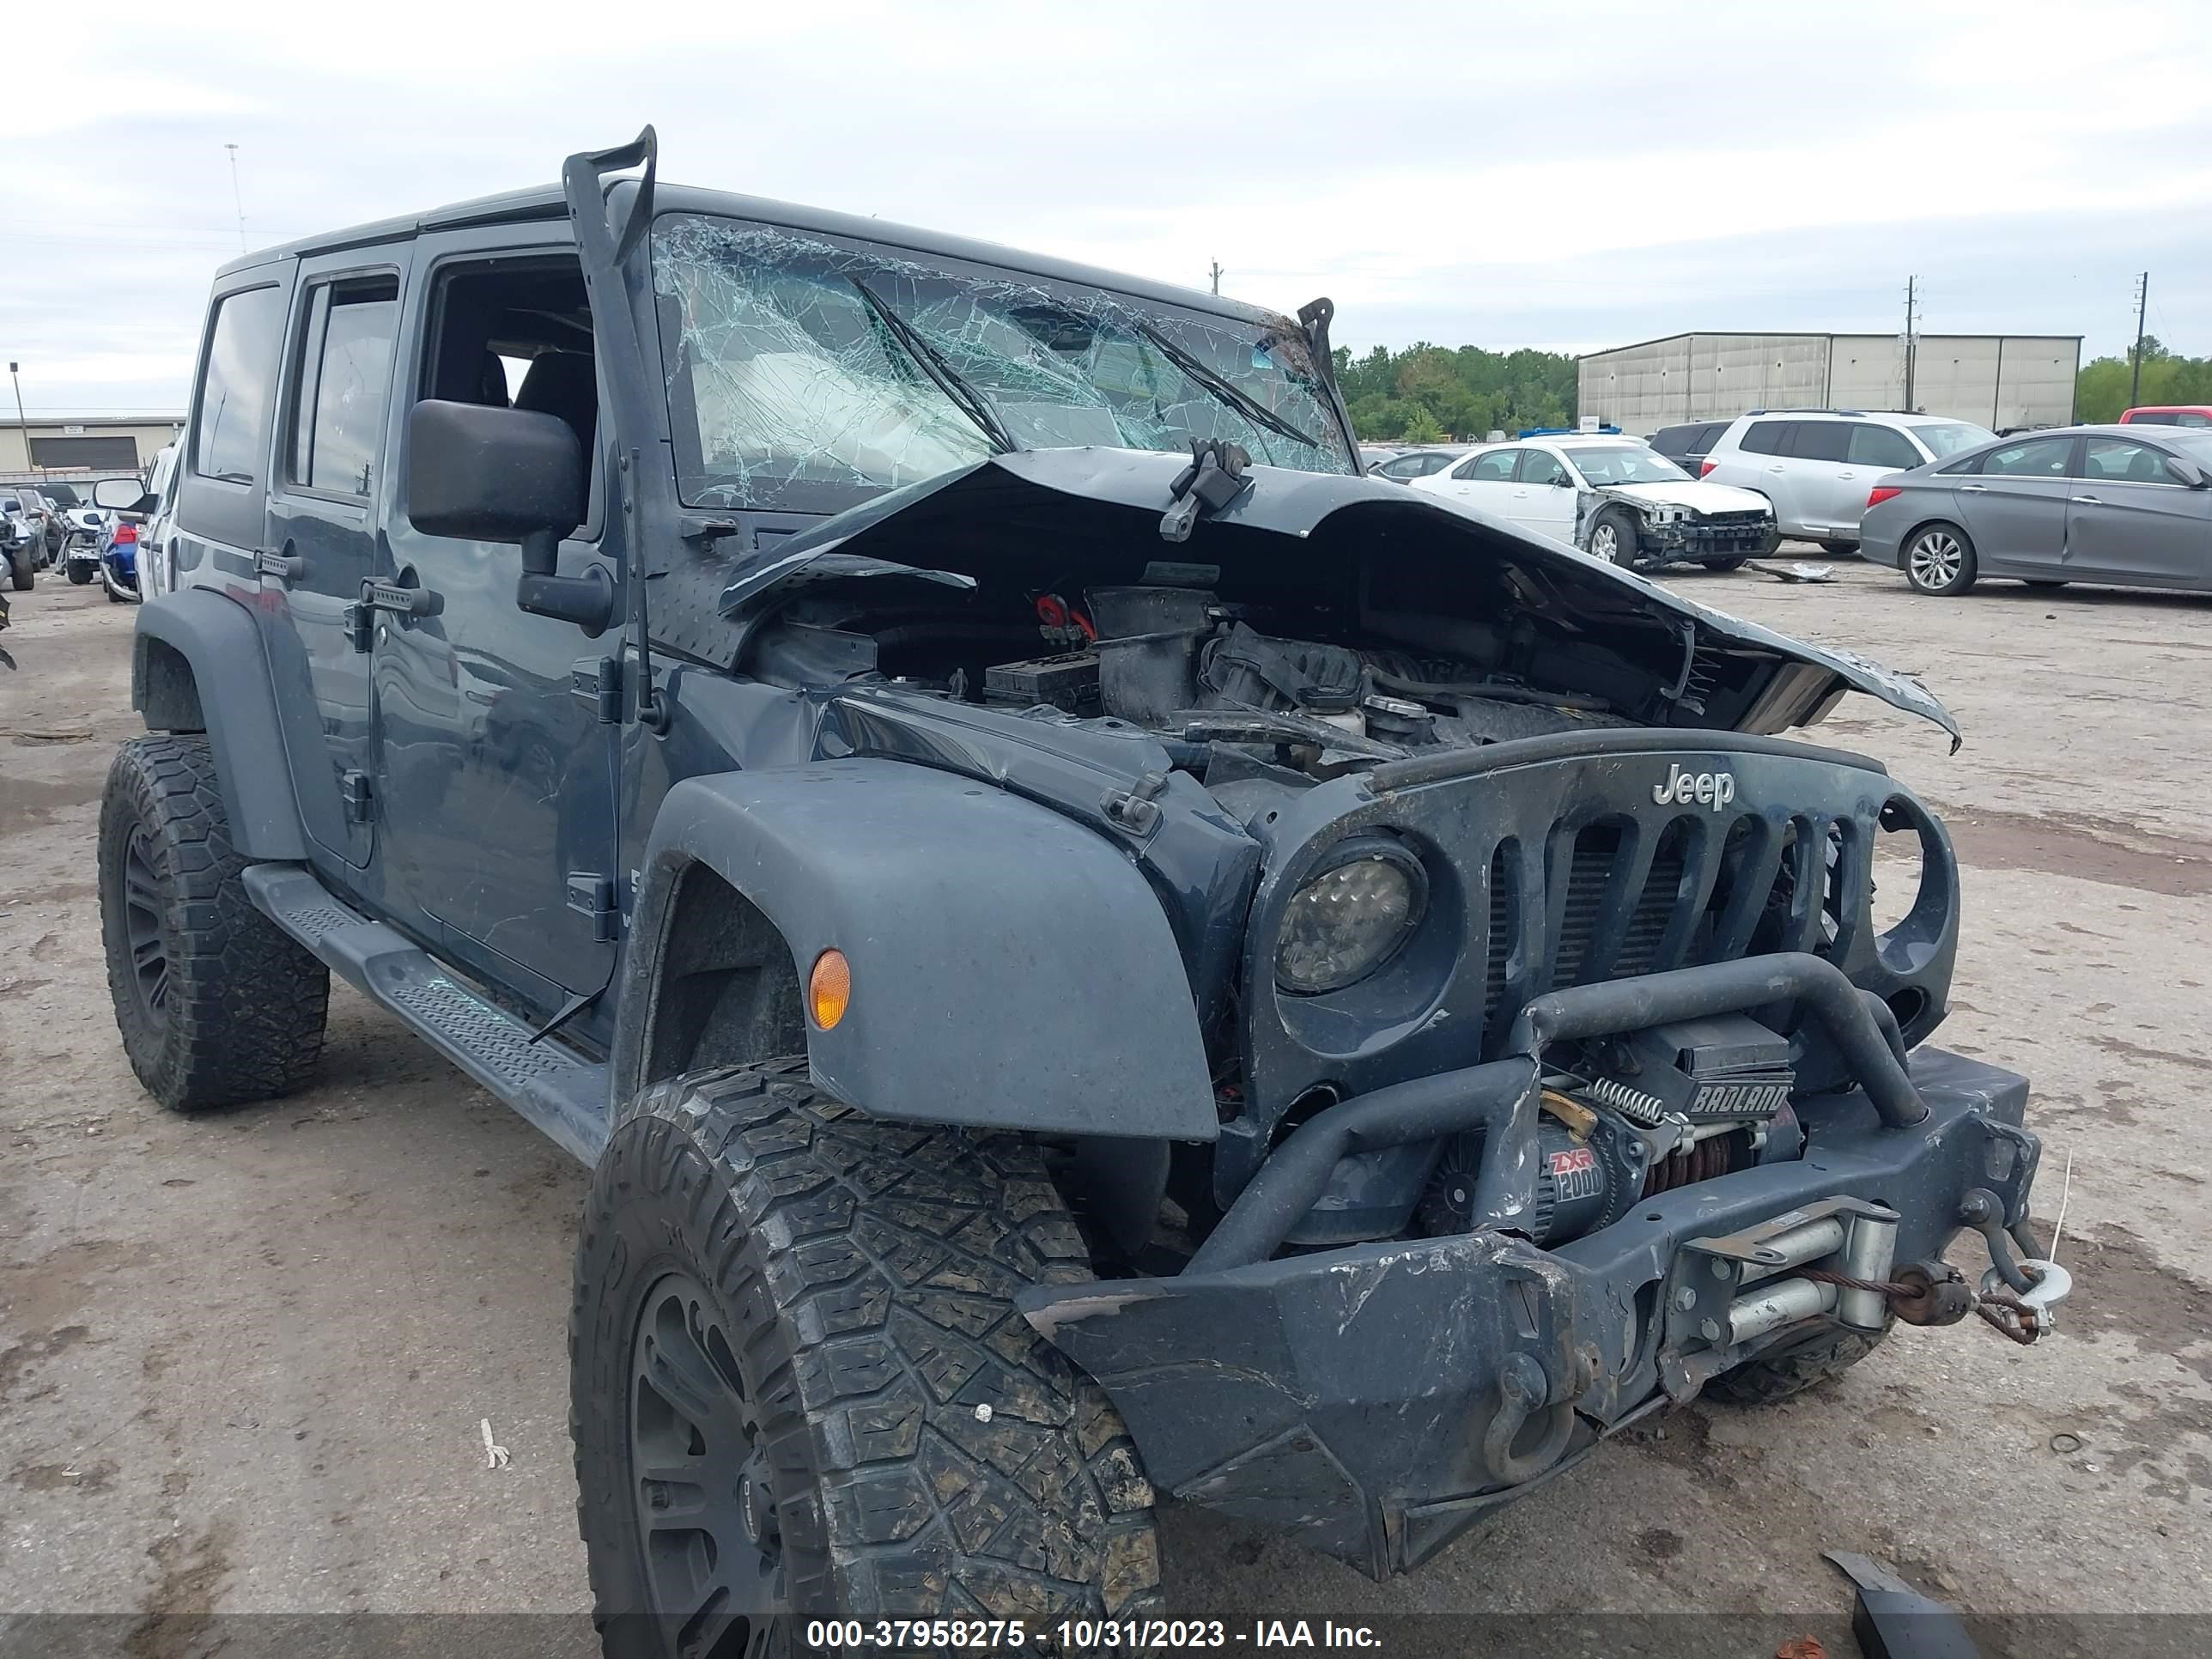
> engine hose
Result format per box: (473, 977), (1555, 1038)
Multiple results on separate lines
(1481, 1353), (1577, 1486)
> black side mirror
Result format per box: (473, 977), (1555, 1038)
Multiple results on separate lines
(406, 399), (610, 635)
(1551, 472), (1575, 487)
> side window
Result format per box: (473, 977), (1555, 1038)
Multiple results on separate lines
(1792, 422), (1851, 463)
(285, 276), (401, 499)
(1416, 453), (1452, 477)
(1978, 438), (2075, 477)
(2082, 438), (2187, 484)
(1455, 449), (1518, 483)
(1737, 421), (1790, 457)
(1517, 449), (1569, 486)
(1846, 423), (1922, 470)
(191, 285), (288, 484)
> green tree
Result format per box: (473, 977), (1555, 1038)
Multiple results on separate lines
(1330, 340), (1581, 441)
(2075, 336), (2212, 422)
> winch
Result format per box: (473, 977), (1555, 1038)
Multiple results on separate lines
(1419, 1012), (1802, 1245)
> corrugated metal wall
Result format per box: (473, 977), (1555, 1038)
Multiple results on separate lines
(1580, 334), (2080, 433)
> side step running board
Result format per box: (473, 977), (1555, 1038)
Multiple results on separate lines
(242, 863), (611, 1164)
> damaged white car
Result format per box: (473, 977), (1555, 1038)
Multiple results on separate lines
(1413, 434), (1775, 572)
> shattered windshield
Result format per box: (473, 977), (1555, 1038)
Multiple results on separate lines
(653, 213), (1355, 512)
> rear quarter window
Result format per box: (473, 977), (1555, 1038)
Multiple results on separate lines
(1736, 420), (1790, 457)
(191, 284), (289, 485)
(1847, 423), (1923, 470)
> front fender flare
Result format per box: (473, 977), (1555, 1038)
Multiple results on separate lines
(131, 588), (309, 861)
(616, 760), (1218, 1140)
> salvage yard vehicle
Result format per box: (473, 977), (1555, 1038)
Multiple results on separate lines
(100, 129), (2067, 1650)
(1699, 408), (1995, 554)
(1860, 423), (2212, 596)
(1412, 433), (1773, 569)
(2, 493), (40, 590)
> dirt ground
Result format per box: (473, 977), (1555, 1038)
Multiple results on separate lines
(3, 558), (2210, 1653)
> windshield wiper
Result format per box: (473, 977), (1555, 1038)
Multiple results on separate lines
(1127, 319), (1322, 452)
(848, 276), (1017, 455)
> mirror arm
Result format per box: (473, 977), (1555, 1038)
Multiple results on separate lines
(514, 525), (613, 636)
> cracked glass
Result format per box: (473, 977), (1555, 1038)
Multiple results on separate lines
(653, 213), (1354, 513)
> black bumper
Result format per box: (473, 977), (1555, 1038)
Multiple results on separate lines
(1021, 1046), (2037, 1579)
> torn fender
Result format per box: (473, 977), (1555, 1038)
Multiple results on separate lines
(621, 758), (1218, 1139)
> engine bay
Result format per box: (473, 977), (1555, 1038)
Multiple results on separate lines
(749, 577), (1634, 797)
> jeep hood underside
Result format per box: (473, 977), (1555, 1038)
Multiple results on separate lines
(713, 448), (1960, 749)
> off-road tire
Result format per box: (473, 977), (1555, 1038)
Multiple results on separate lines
(573, 1060), (1162, 1656)
(1707, 1319), (1892, 1406)
(8, 547), (30, 591)
(98, 735), (330, 1109)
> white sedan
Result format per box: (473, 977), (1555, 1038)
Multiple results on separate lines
(1411, 435), (1774, 570)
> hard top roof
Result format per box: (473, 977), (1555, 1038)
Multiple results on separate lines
(216, 179), (1287, 329)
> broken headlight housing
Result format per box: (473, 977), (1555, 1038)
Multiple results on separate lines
(1274, 837), (1427, 995)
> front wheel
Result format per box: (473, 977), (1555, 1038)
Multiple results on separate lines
(8, 548), (30, 592)
(1709, 1318), (1893, 1405)
(1585, 507), (1641, 567)
(1903, 522), (1977, 595)
(1817, 539), (1860, 557)
(1700, 556), (1750, 573)
(572, 1061), (1162, 1656)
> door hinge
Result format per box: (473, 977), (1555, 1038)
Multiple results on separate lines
(344, 603), (374, 652)
(565, 872), (620, 942)
(570, 657), (623, 724)
(340, 769), (374, 823)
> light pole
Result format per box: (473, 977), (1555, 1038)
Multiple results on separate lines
(8, 362), (34, 478)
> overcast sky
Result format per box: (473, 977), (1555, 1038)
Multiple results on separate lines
(7, 0), (2209, 416)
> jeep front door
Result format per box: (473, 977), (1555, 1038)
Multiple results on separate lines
(368, 237), (622, 1012)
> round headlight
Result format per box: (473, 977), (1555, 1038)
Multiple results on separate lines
(1274, 844), (1427, 995)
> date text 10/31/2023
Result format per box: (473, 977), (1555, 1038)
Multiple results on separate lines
(801, 1619), (1384, 1649)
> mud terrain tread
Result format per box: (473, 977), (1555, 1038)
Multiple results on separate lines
(572, 1058), (1162, 1638)
(1707, 1322), (1887, 1405)
(100, 735), (329, 1109)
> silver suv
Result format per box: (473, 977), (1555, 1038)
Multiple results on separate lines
(1699, 409), (1993, 551)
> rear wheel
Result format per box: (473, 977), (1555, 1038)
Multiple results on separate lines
(98, 735), (330, 1109)
(1700, 556), (1750, 573)
(573, 1060), (1162, 1656)
(66, 562), (92, 585)
(1902, 522), (1977, 595)
(1818, 539), (1860, 556)
(8, 547), (30, 591)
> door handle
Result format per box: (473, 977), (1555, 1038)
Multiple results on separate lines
(256, 546), (304, 581)
(2069, 495), (2100, 505)
(1838, 471), (1856, 479)
(1959, 483), (1988, 492)
(1765, 465), (1784, 474)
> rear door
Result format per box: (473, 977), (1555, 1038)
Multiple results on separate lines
(1780, 421), (1860, 537)
(1838, 422), (1925, 536)
(1730, 419), (1807, 532)
(1431, 447), (1521, 520)
(262, 251), (411, 868)
(2063, 435), (2212, 586)
(1953, 434), (2075, 575)
(1510, 446), (1577, 543)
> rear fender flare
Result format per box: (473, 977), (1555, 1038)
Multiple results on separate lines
(131, 589), (310, 861)
(613, 760), (1218, 1142)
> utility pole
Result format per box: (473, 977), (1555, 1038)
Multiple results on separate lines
(1901, 276), (1918, 413)
(8, 362), (33, 478)
(1209, 259), (1223, 296)
(225, 143), (247, 252)
(2130, 271), (2149, 406)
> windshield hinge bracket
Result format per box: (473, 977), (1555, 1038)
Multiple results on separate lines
(1160, 440), (1253, 543)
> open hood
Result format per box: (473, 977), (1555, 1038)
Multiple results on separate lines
(716, 448), (1960, 750)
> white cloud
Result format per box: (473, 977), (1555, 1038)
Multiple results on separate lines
(4, 0), (2208, 413)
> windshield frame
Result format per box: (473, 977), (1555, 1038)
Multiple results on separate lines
(651, 211), (1358, 516)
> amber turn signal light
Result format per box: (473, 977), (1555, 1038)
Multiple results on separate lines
(809, 949), (851, 1030)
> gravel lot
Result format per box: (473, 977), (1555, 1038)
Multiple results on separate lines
(3, 560), (2209, 1655)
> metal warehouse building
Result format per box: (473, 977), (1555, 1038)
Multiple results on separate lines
(1578, 332), (2081, 434)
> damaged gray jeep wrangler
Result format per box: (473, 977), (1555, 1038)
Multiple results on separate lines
(103, 128), (2067, 1651)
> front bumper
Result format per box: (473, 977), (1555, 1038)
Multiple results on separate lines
(1022, 1045), (2039, 1579)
